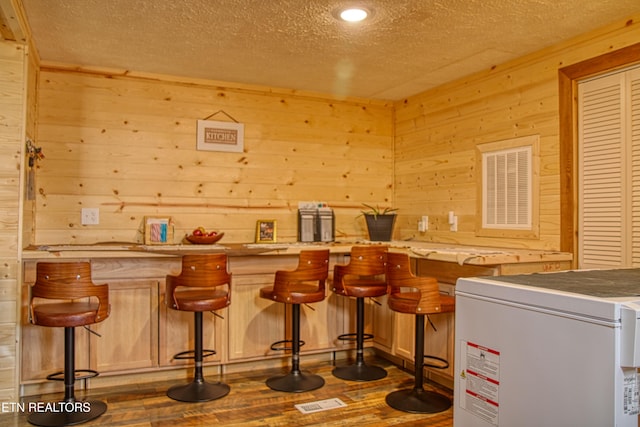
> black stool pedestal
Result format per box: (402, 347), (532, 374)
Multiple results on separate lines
(167, 379), (230, 403)
(332, 297), (387, 381)
(167, 312), (230, 402)
(266, 304), (324, 393)
(28, 327), (107, 427)
(385, 315), (451, 414)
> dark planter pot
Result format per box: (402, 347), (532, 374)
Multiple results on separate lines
(364, 214), (396, 241)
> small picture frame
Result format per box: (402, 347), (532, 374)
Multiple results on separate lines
(196, 119), (244, 153)
(144, 216), (174, 245)
(256, 220), (277, 243)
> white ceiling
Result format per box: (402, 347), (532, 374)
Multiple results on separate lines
(17, 0), (640, 101)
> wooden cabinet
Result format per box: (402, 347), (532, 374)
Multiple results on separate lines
(91, 279), (159, 372)
(21, 321), (90, 382)
(227, 271), (285, 361)
(227, 254), (348, 361)
(388, 282), (454, 377)
(371, 294), (393, 353)
(425, 283), (455, 378)
(159, 289), (225, 367)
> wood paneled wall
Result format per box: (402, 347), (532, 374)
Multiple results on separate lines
(34, 71), (394, 244)
(0, 41), (24, 400)
(29, 13), (640, 251)
(393, 14), (640, 250)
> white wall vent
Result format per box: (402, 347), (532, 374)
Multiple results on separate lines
(482, 146), (532, 229)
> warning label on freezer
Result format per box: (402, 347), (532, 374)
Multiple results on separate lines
(623, 372), (639, 415)
(459, 341), (500, 425)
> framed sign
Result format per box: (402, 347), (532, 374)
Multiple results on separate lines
(256, 220), (277, 243)
(197, 119), (244, 153)
(144, 216), (174, 245)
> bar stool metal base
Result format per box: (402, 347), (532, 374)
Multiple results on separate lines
(266, 371), (324, 393)
(167, 379), (230, 403)
(385, 314), (451, 414)
(332, 298), (387, 382)
(385, 388), (451, 414)
(27, 400), (107, 427)
(332, 362), (387, 381)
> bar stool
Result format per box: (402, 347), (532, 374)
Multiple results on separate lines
(259, 249), (329, 392)
(331, 245), (388, 381)
(28, 262), (110, 427)
(165, 254), (231, 402)
(385, 252), (455, 414)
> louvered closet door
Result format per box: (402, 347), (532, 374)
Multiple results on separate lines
(631, 67), (640, 266)
(578, 66), (640, 268)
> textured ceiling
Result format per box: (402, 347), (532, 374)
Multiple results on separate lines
(18, 0), (640, 100)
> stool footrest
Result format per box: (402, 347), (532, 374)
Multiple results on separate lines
(172, 349), (216, 360)
(270, 339), (305, 352)
(424, 355), (449, 370)
(337, 332), (373, 342)
(46, 369), (99, 382)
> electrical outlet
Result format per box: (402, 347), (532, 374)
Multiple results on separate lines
(418, 215), (428, 232)
(81, 208), (99, 225)
(450, 215), (458, 232)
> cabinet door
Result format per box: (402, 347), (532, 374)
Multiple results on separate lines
(297, 292), (344, 352)
(227, 273), (285, 361)
(21, 322), (90, 381)
(371, 294), (394, 352)
(389, 283), (455, 380)
(159, 283), (224, 366)
(91, 279), (159, 372)
(392, 310), (414, 360)
(227, 254), (347, 361)
(424, 283), (455, 378)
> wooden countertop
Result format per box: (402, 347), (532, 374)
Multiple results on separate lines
(22, 241), (572, 266)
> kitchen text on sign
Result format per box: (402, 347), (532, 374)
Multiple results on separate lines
(204, 127), (238, 145)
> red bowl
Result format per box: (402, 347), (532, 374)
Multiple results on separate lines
(185, 232), (224, 244)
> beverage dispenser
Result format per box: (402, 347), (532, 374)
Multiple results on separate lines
(297, 206), (334, 242)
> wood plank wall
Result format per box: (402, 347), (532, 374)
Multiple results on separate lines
(33, 71), (394, 244)
(393, 14), (640, 250)
(0, 41), (24, 400)
(28, 13), (640, 250)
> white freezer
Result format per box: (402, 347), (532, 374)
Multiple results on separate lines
(454, 268), (640, 427)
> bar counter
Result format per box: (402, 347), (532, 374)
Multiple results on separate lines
(24, 240), (572, 266)
(20, 242), (572, 395)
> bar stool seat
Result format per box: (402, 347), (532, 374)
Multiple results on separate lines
(28, 262), (110, 427)
(331, 245), (388, 381)
(385, 252), (455, 414)
(165, 254), (231, 402)
(259, 249), (329, 392)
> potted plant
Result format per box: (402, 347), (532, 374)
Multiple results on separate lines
(360, 203), (398, 241)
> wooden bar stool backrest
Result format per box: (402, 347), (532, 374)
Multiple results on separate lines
(30, 262), (110, 327)
(167, 254), (231, 312)
(386, 252), (454, 315)
(273, 249), (329, 295)
(333, 245), (388, 296)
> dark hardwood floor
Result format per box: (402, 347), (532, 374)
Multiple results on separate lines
(2, 357), (453, 426)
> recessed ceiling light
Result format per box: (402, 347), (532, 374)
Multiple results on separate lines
(340, 8), (368, 22)
(332, 6), (374, 23)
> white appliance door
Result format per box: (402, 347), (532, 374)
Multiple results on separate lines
(454, 288), (637, 427)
